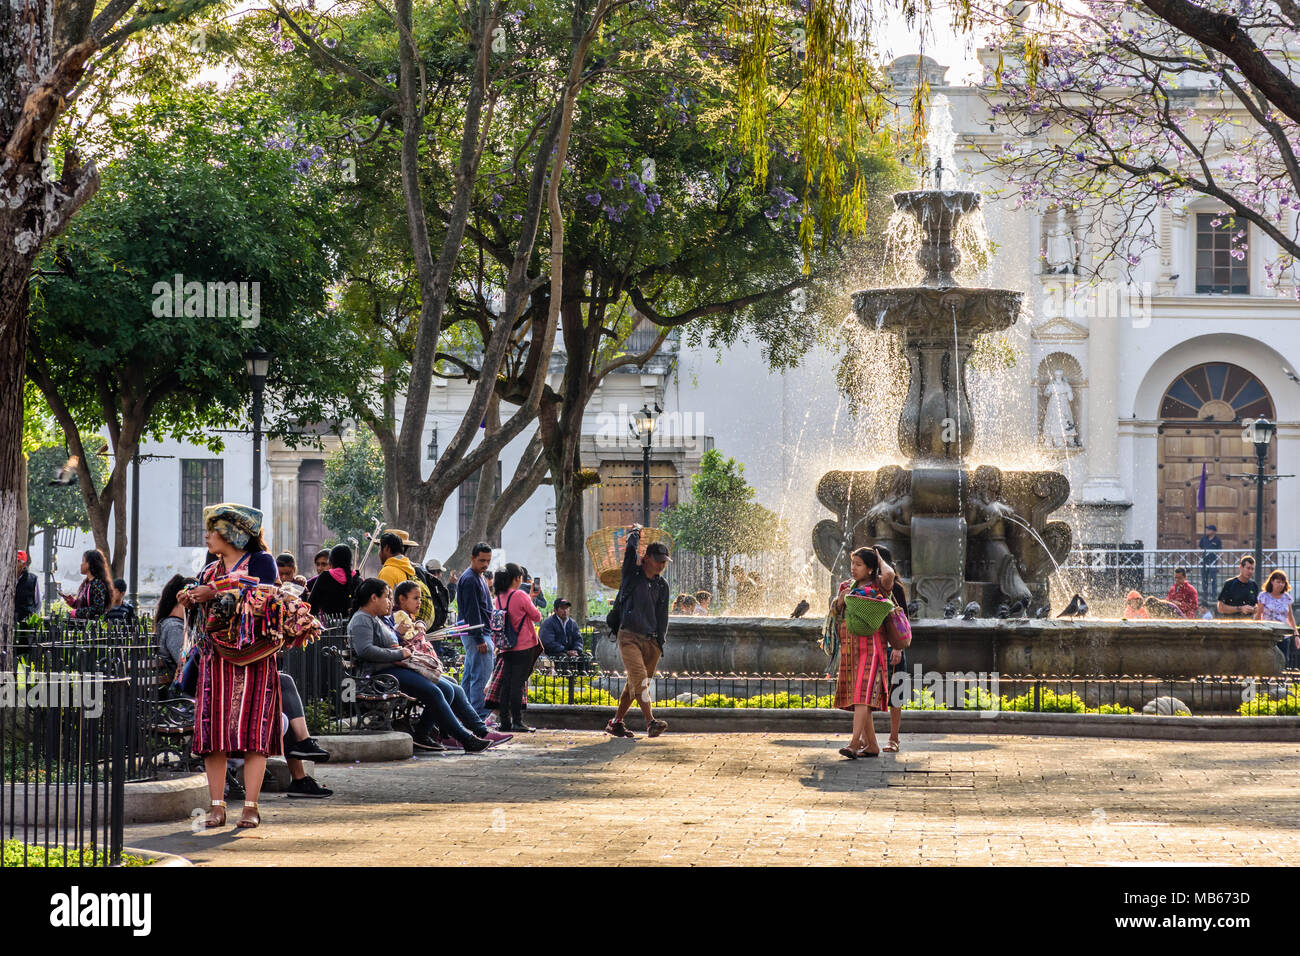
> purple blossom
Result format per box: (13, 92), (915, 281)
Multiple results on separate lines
(585, 191), (601, 205)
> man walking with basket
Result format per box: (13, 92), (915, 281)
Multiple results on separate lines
(605, 526), (671, 739)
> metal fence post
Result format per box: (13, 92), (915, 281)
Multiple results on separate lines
(109, 678), (127, 866)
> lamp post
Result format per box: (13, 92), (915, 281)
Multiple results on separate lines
(245, 346), (270, 510)
(630, 403), (660, 525)
(1250, 417), (1275, 576)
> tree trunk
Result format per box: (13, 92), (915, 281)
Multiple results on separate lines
(0, 300), (28, 653)
(17, 445), (29, 552)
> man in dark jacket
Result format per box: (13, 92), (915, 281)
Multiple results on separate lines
(605, 526), (671, 739)
(541, 598), (583, 657)
(14, 550), (40, 621)
(455, 543), (495, 720)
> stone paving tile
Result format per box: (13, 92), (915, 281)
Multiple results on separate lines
(122, 731), (1300, 866)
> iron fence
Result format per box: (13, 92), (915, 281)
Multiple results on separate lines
(1, 634), (129, 867)
(523, 668), (1299, 716)
(1062, 548), (1300, 607)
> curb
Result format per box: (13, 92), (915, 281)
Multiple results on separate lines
(526, 704), (1300, 741)
(124, 846), (192, 867)
(313, 731), (412, 762)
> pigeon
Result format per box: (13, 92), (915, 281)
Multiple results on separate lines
(1008, 598), (1030, 618)
(943, 603), (957, 619)
(1035, 605), (1050, 619)
(1057, 593), (1089, 618)
(905, 601), (920, 619)
(790, 599), (810, 619)
(996, 603), (1010, 619)
(962, 602), (980, 621)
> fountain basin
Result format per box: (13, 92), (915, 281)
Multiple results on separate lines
(852, 286), (1022, 336)
(593, 617), (1288, 678)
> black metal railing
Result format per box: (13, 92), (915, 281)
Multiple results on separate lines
(1, 635), (129, 867)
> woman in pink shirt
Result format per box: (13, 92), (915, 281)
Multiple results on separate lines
(484, 562), (543, 732)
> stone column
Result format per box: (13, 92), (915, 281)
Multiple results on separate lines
(1078, 302), (1132, 542)
(268, 450), (300, 557)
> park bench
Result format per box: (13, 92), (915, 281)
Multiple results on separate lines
(322, 644), (416, 733)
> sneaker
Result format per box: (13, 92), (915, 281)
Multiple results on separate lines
(286, 775), (334, 798)
(286, 736), (331, 763)
(513, 721), (536, 733)
(486, 713), (500, 729)
(462, 736), (491, 753)
(440, 737), (464, 750)
(604, 719), (635, 738)
(646, 719), (668, 738)
(483, 731), (513, 745)
(411, 734), (446, 752)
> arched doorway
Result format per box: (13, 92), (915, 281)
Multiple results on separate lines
(1157, 362), (1276, 551)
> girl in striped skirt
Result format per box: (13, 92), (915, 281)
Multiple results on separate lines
(831, 547), (896, 759)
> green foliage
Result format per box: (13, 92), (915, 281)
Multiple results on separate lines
(660, 449), (785, 564)
(25, 445), (107, 542)
(1239, 686), (1300, 716)
(303, 698), (337, 736)
(320, 435), (385, 549)
(29, 84), (365, 456)
(2, 840), (152, 867)
(1003, 689), (1087, 713)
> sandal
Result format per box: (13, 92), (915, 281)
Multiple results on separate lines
(237, 802), (260, 829)
(883, 738), (900, 753)
(204, 800), (227, 828)
(838, 747), (860, 759)
(856, 747), (880, 758)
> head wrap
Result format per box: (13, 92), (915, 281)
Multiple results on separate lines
(203, 503), (263, 550)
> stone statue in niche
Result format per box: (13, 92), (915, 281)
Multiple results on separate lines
(1043, 208), (1079, 274)
(1041, 368), (1079, 448)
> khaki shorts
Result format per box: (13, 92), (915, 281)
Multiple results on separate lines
(617, 629), (661, 703)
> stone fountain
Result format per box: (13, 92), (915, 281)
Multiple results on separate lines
(594, 184), (1287, 683)
(812, 188), (1072, 616)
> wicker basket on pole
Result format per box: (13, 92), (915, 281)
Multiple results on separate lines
(586, 526), (673, 589)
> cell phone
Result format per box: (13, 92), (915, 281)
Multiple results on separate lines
(533, 578), (542, 591)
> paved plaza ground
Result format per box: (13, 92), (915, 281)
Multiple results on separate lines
(124, 731), (1300, 866)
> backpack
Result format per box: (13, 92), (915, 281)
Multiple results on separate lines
(413, 564), (449, 629)
(396, 562), (436, 627)
(490, 591), (521, 650)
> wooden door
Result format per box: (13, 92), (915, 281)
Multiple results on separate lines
(597, 461), (678, 530)
(1157, 424), (1276, 552)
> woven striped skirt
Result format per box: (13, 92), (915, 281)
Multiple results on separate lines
(833, 629), (890, 712)
(193, 649), (282, 756)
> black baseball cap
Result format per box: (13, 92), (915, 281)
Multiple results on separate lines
(645, 541), (671, 561)
(554, 597), (571, 608)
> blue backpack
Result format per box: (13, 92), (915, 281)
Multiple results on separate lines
(490, 592), (520, 650)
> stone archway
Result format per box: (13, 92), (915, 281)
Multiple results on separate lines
(1156, 362), (1276, 551)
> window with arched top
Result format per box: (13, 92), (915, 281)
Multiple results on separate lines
(1159, 362), (1274, 422)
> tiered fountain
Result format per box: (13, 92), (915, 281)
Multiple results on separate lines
(811, 187), (1071, 616)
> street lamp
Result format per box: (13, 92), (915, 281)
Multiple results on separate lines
(629, 403), (661, 525)
(245, 346), (270, 510)
(1248, 416), (1275, 576)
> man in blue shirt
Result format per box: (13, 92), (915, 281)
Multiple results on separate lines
(455, 543), (494, 719)
(541, 598), (583, 658)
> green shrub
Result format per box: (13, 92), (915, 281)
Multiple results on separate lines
(304, 698), (336, 735)
(2, 840), (152, 867)
(1003, 688), (1087, 713)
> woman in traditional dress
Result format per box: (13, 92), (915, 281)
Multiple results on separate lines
(178, 503), (280, 829)
(60, 549), (111, 620)
(830, 546), (895, 759)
